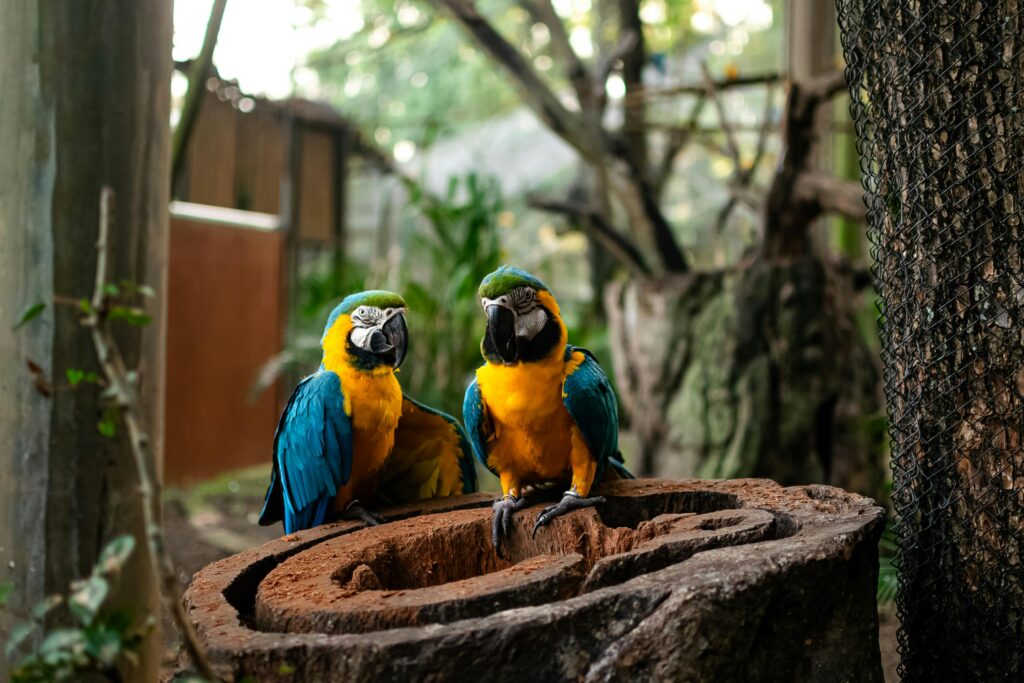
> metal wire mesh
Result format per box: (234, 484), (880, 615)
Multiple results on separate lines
(837, 1), (1024, 680)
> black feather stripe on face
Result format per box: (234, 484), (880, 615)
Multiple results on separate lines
(518, 309), (562, 361)
(481, 305), (561, 364)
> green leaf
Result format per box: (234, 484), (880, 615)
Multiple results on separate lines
(278, 662), (297, 675)
(12, 302), (46, 331)
(38, 628), (87, 669)
(84, 624), (123, 667)
(0, 580), (13, 607)
(103, 283), (120, 297)
(95, 535), (135, 575)
(66, 368), (86, 387)
(68, 575), (108, 626)
(108, 306), (152, 327)
(32, 594), (63, 620)
(79, 299), (95, 315)
(5, 622), (34, 659)
(97, 409), (118, 438)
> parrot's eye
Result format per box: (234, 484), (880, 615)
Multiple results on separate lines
(509, 287), (537, 313)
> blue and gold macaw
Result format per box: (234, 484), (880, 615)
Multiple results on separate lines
(463, 267), (632, 555)
(259, 290), (476, 534)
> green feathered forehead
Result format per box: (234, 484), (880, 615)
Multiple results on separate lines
(478, 266), (548, 299)
(338, 290), (406, 313)
(324, 290), (406, 336)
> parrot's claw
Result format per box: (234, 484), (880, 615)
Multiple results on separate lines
(343, 501), (386, 526)
(532, 492), (605, 538)
(492, 495), (528, 559)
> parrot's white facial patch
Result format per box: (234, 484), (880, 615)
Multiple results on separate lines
(515, 306), (547, 339)
(349, 306), (404, 350)
(482, 287), (547, 340)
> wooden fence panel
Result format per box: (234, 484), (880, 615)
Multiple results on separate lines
(185, 92), (239, 208)
(165, 217), (284, 484)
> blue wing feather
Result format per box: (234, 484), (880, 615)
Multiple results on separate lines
(462, 378), (496, 476)
(562, 346), (633, 481)
(259, 370), (353, 533)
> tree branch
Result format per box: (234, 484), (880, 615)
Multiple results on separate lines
(653, 95), (705, 200)
(427, 0), (599, 159)
(87, 188), (216, 680)
(528, 195), (652, 278)
(518, 0), (592, 106)
(794, 172), (866, 222)
(798, 69), (849, 109)
(427, 0), (689, 273)
(700, 62), (743, 168)
(595, 29), (639, 85)
(170, 0), (228, 197)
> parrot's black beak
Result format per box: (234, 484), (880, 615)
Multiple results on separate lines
(382, 312), (408, 369)
(486, 304), (518, 365)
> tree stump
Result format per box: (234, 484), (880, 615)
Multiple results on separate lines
(183, 479), (884, 682)
(606, 261), (884, 498)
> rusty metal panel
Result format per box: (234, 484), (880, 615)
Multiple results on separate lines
(165, 217), (284, 484)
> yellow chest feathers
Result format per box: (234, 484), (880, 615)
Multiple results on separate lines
(476, 356), (571, 429)
(336, 366), (403, 434)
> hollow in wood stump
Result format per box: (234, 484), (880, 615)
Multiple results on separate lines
(183, 479), (884, 682)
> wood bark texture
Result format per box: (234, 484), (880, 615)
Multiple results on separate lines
(839, 1), (1024, 678)
(0, 2), (172, 679)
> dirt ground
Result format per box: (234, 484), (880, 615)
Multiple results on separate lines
(161, 466), (902, 680)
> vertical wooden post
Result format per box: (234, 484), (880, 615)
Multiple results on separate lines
(0, 1), (171, 679)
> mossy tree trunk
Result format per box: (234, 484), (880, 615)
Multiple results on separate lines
(607, 260), (882, 494)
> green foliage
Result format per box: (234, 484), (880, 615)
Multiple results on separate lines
(399, 174), (504, 414)
(65, 369), (100, 388)
(4, 535), (150, 683)
(107, 306), (152, 327)
(97, 408), (119, 439)
(877, 522), (898, 604)
(12, 302), (46, 331)
(306, 0), (521, 149)
(0, 581), (13, 608)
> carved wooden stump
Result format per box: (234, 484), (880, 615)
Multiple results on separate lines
(183, 479), (884, 682)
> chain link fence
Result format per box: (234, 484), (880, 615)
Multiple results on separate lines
(837, 1), (1024, 680)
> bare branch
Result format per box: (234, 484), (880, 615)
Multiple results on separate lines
(795, 172), (866, 222)
(627, 71), (783, 102)
(653, 94), (706, 200)
(171, 0), (229, 196)
(529, 195), (652, 278)
(800, 69), (849, 107)
(747, 81), (776, 179)
(87, 187), (216, 680)
(701, 62), (743, 168)
(426, 0), (599, 159)
(595, 29), (639, 85)
(519, 0), (592, 105)
(427, 0), (689, 273)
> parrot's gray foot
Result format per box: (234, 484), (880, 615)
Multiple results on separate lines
(532, 491), (606, 537)
(492, 495), (529, 559)
(343, 500), (386, 526)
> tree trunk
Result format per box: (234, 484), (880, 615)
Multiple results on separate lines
(607, 259), (883, 496)
(0, 2), (171, 680)
(839, 1), (1024, 678)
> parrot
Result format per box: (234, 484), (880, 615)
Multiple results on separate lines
(259, 290), (477, 534)
(462, 266), (632, 555)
